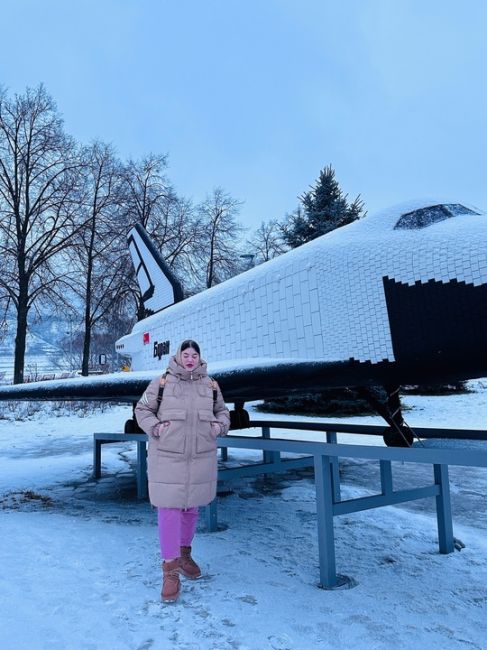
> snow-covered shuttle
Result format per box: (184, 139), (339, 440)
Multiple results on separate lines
(1, 199), (486, 443)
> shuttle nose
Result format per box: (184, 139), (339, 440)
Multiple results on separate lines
(384, 269), (487, 382)
(382, 210), (487, 382)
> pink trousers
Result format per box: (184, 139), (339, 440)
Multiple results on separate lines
(157, 507), (199, 560)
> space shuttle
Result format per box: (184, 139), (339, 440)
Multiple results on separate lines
(1, 199), (486, 443)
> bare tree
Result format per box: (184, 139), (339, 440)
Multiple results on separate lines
(153, 195), (207, 294)
(71, 141), (128, 375)
(0, 85), (84, 383)
(198, 187), (243, 288)
(247, 219), (288, 264)
(121, 153), (172, 228)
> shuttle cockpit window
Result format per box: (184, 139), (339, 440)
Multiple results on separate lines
(394, 204), (480, 230)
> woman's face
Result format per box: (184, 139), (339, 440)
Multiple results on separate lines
(181, 347), (200, 370)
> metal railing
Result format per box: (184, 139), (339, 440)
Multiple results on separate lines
(93, 420), (487, 589)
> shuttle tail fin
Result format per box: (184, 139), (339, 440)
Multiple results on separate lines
(127, 224), (184, 315)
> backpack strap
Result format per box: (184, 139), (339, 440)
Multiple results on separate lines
(209, 377), (218, 404)
(156, 373), (167, 407)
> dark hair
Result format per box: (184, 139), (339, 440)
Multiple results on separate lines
(180, 339), (200, 355)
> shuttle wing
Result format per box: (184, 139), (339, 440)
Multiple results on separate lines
(0, 370), (158, 402)
(0, 354), (470, 404)
(0, 359), (335, 403)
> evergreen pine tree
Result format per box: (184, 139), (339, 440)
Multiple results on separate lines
(284, 165), (365, 248)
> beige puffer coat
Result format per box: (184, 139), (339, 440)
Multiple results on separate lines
(135, 356), (230, 508)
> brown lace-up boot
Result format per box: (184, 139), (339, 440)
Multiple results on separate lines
(161, 559), (181, 602)
(179, 546), (202, 579)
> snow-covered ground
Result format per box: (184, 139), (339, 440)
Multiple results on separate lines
(1, 385), (486, 649)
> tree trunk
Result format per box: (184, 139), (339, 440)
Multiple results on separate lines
(207, 232), (215, 288)
(14, 289), (29, 384)
(206, 258), (214, 288)
(81, 263), (93, 377)
(137, 295), (146, 321)
(81, 316), (92, 376)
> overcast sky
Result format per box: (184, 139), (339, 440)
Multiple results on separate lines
(1, 0), (486, 231)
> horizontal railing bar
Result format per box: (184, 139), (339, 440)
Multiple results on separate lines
(94, 433), (147, 441)
(218, 456), (314, 480)
(219, 436), (487, 467)
(333, 485), (440, 515)
(248, 420), (487, 440)
(94, 422), (487, 441)
(92, 430), (487, 467)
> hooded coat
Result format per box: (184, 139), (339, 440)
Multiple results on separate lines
(135, 348), (230, 508)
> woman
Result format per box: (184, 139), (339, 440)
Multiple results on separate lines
(135, 340), (230, 603)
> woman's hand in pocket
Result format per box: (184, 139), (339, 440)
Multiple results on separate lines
(211, 422), (221, 437)
(153, 420), (170, 438)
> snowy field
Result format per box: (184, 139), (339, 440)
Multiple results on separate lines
(1, 385), (487, 650)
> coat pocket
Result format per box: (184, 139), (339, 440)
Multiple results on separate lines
(157, 408), (187, 454)
(196, 409), (216, 453)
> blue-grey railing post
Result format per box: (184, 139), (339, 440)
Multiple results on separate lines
(220, 444), (228, 461)
(326, 432), (341, 502)
(205, 499), (218, 532)
(380, 460), (393, 497)
(262, 426), (281, 466)
(262, 425), (271, 463)
(434, 464), (454, 553)
(93, 439), (102, 478)
(314, 453), (338, 588)
(136, 440), (148, 499)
